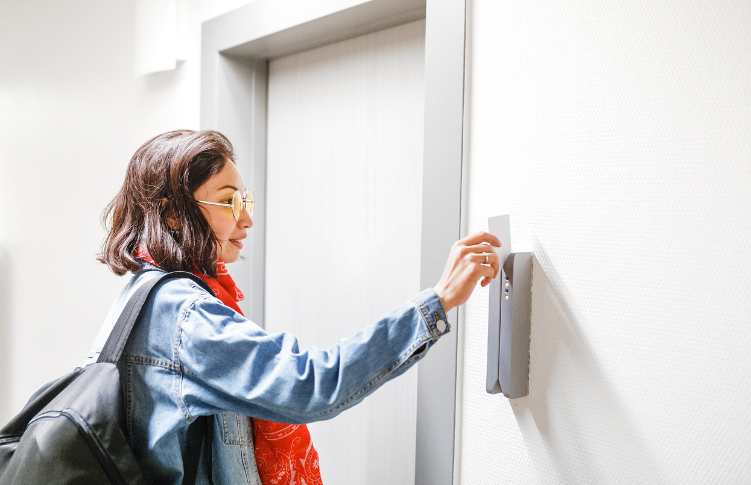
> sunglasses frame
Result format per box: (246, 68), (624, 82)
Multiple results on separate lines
(196, 189), (254, 220)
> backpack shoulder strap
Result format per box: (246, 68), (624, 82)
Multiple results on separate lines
(97, 271), (216, 484)
(97, 271), (215, 365)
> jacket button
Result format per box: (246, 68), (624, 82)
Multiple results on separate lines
(436, 319), (446, 333)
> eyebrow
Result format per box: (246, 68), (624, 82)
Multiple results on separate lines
(217, 184), (240, 192)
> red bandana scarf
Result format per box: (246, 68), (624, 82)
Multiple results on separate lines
(135, 249), (322, 485)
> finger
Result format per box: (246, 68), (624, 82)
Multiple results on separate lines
(478, 264), (496, 287)
(469, 250), (500, 278)
(464, 243), (499, 254)
(462, 231), (501, 247)
(471, 252), (488, 264)
(473, 262), (495, 281)
(488, 252), (500, 279)
(471, 251), (498, 266)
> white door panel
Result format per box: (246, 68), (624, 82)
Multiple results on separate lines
(266, 19), (425, 485)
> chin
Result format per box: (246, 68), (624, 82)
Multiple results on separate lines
(221, 252), (240, 264)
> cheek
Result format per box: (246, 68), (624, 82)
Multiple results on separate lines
(216, 220), (235, 240)
(205, 213), (234, 240)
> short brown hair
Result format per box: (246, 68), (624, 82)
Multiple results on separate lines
(98, 129), (234, 277)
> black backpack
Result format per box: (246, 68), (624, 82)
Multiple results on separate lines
(0, 271), (215, 485)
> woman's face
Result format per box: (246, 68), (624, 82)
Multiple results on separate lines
(193, 161), (253, 264)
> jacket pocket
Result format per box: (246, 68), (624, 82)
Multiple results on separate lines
(219, 412), (253, 446)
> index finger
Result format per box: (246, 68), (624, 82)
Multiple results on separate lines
(461, 231), (501, 247)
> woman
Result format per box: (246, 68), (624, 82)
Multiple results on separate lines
(86, 129), (500, 484)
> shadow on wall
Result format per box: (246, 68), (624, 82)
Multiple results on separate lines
(138, 61), (184, 92)
(510, 247), (665, 484)
(0, 247), (11, 422)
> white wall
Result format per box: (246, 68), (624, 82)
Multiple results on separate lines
(0, 0), (258, 423)
(265, 20), (425, 484)
(457, 0), (751, 483)
(4, 1), (751, 482)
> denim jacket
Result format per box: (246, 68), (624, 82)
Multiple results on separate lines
(84, 267), (449, 484)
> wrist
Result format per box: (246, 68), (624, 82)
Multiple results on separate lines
(433, 286), (454, 314)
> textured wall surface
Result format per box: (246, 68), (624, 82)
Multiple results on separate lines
(265, 20), (425, 485)
(457, 0), (751, 483)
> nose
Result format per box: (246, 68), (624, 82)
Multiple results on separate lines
(238, 206), (253, 229)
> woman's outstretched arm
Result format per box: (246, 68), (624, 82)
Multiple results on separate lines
(177, 231), (501, 423)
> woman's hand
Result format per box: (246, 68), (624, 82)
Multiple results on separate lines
(433, 231), (501, 313)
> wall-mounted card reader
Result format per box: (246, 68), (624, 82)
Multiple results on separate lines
(486, 215), (533, 399)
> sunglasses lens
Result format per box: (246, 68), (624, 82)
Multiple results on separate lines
(245, 189), (254, 216)
(232, 191), (243, 220)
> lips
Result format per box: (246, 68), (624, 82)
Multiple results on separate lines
(229, 237), (244, 249)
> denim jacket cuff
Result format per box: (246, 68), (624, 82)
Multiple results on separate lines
(410, 288), (450, 340)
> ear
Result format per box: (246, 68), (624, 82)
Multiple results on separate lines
(161, 198), (180, 230)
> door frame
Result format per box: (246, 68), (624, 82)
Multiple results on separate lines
(200, 1), (466, 483)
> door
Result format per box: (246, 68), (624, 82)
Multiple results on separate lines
(264, 19), (426, 485)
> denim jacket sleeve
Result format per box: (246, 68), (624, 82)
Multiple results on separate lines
(174, 283), (449, 424)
